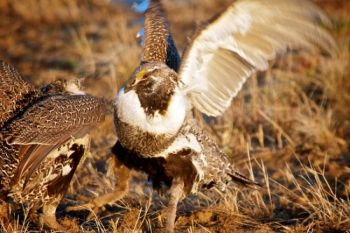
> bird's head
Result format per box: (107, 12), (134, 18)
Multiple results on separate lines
(41, 79), (85, 96)
(115, 61), (186, 136)
(124, 62), (180, 116)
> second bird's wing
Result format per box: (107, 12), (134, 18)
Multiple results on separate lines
(3, 94), (107, 185)
(0, 61), (39, 128)
(4, 95), (107, 145)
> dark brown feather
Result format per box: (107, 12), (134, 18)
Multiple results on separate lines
(112, 141), (198, 194)
(47, 143), (85, 196)
(0, 141), (19, 192)
(143, 0), (180, 71)
(13, 127), (92, 187)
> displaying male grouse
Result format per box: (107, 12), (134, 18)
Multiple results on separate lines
(0, 61), (106, 230)
(69, 0), (336, 232)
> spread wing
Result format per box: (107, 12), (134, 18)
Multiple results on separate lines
(179, 0), (337, 116)
(0, 61), (39, 128)
(13, 135), (89, 193)
(142, 0), (181, 71)
(3, 95), (107, 145)
(5, 95), (106, 186)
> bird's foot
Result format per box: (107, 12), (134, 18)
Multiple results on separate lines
(0, 201), (11, 231)
(66, 202), (95, 212)
(67, 156), (131, 220)
(66, 200), (102, 220)
(40, 198), (72, 232)
(67, 168), (130, 220)
(41, 215), (69, 232)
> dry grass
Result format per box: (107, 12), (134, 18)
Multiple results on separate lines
(0, 0), (349, 232)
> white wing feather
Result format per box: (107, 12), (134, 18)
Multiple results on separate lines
(179, 0), (336, 116)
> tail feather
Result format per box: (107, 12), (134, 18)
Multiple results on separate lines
(228, 170), (261, 188)
(185, 118), (261, 189)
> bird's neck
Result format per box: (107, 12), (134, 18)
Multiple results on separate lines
(115, 88), (187, 136)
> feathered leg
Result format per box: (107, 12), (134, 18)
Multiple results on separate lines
(67, 156), (131, 218)
(0, 200), (11, 232)
(166, 177), (184, 233)
(41, 198), (66, 231)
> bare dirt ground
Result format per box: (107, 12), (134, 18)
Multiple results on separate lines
(0, 0), (349, 232)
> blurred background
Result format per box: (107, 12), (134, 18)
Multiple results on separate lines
(0, 0), (349, 232)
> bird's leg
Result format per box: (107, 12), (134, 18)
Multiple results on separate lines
(67, 156), (131, 218)
(41, 198), (66, 231)
(0, 199), (10, 231)
(166, 177), (184, 233)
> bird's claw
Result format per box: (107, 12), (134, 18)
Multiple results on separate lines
(66, 201), (102, 220)
(66, 202), (94, 212)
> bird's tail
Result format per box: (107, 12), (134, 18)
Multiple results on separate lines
(228, 170), (261, 188)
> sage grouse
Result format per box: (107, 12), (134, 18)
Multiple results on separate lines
(69, 0), (335, 232)
(0, 61), (106, 230)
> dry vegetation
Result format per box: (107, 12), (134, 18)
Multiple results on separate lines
(0, 0), (349, 232)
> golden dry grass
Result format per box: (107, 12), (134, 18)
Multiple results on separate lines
(0, 0), (349, 232)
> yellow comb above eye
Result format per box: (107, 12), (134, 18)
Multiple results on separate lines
(135, 69), (146, 81)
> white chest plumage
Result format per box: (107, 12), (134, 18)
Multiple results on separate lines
(155, 132), (202, 157)
(115, 87), (187, 136)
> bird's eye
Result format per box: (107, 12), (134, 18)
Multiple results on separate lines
(143, 73), (151, 79)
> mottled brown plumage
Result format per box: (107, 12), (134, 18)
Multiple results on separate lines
(114, 116), (174, 156)
(0, 61), (107, 230)
(143, 0), (180, 71)
(0, 62), (40, 129)
(68, 0), (335, 232)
